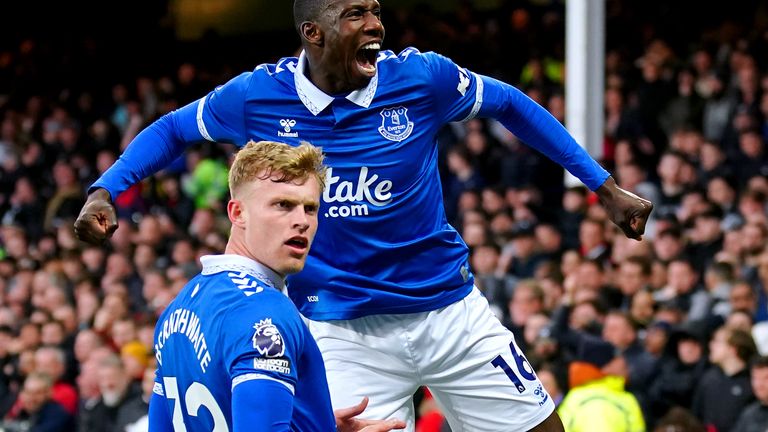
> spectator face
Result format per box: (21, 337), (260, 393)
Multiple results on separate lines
(707, 178), (735, 207)
(461, 222), (487, 248)
(18, 323), (40, 351)
(171, 239), (195, 265)
(709, 329), (733, 366)
(726, 311), (753, 332)
(34, 348), (65, 381)
(470, 245), (498, 275)
(569, 302), (599, 331)
(739, 132), (763, 159)
(535, 225), (561, 253)
(111, 320), (137, 348)
(137, 215), (163, 246)
(630, 290), (655, 323)
(700, 142), (724, 172)
(133, 244), (157, 272)
(575, 261), (604, 292)
(678, 339), (703, 365)
(741, 223), (766, 255)
(752, 365), (768, 404)
(77, 360), (101, 400)
(657, 153), (683, 185)
(667, 261), (697, 294)
(74, 330), (101, 363)
(560, 250), (582, 277)
(20, 375), (50, 414)
(98, 363), (131, 407)
(617, 262), (647, 296)
(578, 220), (604, 252)
(523, 313), (550, 345)
(644, 325), (668, 356)
(40, 321), (65, 346)
(509, 284), (542, 327)
(730, 283), (756, 314)
(190, 209), (216, 238)
(602, 314), (636, 350)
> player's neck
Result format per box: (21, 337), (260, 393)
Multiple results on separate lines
(304, 53), (360, 95)
(307, 67), (354, 95)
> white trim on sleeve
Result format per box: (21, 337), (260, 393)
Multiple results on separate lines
(461, 73), (484, 122)
(196, 98), (214, 142)
(232, 373), (295, 395)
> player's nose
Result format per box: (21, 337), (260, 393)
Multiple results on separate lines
(362, 12), (384, 36)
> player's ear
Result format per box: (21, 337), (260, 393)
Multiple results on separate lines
(301, 21), (323, 46)
(227, 199), (246, 228)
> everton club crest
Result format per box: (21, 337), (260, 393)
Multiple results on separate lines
(378, 106), (414, 142)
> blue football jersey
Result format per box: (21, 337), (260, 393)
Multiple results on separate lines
(93, 48), (609, 320)
(151, 254), (335, 431)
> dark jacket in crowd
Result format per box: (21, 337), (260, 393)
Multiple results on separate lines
(9, 401), (75, 432)
(692, 366), (754, 432)
(731, 401), (768, 432)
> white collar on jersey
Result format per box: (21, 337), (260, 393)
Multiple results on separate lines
(294, 50), (379, 116)
(200, 254), (285, 290)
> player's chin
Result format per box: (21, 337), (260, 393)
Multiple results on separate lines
(279, 258), (307, 276)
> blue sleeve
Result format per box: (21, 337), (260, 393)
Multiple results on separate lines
(89, 71), (252, 200)
(420, 51), (481, 124)
(477, 75), (610, 191)
(232, 378), (294, 431)
(223, 296), (302, 392)
(148, 392), (175, 432)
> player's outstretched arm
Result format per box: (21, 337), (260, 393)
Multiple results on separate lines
(335, 397), (406, 432)
(595, 176), (653, 240)
(74, 188), (118, 245)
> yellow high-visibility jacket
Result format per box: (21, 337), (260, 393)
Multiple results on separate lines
(558, 375), (646, 432)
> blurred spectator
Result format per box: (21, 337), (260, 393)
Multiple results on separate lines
(732, 355), (768, 432)
(557, 336), (645, 431)
(78, 354), (144, 432)
(3, 372), (74, 432)
(648, 323), (709, 421)
(693, 326), (757, 432)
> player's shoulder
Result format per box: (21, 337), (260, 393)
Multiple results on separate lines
(252, 56), (300, 82)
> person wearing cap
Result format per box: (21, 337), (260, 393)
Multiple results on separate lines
(557, 335), (645, 432)
(647, 321), (709, 421)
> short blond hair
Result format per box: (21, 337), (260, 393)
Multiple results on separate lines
(229, 140), (326, 196)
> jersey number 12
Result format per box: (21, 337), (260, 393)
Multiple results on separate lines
(164, 377), (228, 431)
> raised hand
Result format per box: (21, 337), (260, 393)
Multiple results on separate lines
(74, 188), (118, 245)
(596, 176), (653, 240)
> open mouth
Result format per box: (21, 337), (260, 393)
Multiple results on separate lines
(355, 42), (381, 77)
(285, 236), (309, 253)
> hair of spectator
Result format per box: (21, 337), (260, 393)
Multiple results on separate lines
(726, 328), (759, 363)
(750, 355), (768, 370)
(228, 140), (327, 198)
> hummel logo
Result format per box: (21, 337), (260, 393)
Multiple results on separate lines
(278, 119), (298, 138)
(280, 119), (296, 133)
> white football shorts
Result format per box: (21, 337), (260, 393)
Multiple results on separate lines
(306, 287), (555, 432)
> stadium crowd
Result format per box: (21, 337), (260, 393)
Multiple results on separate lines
(1, 0), (768, 431)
